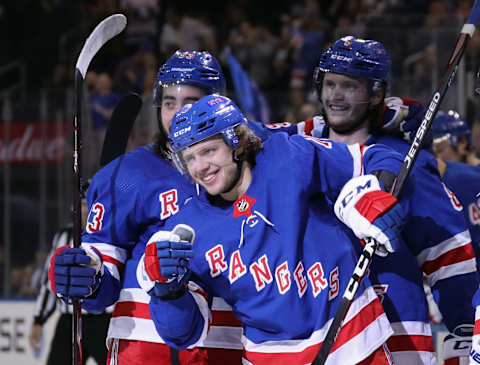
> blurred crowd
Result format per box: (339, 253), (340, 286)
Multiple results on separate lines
(2, 0), (480, 297)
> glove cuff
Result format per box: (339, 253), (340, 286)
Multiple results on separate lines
(137, 253), (155, 292)
(81, 244), (104, 276)
(154, 283), (188, 300)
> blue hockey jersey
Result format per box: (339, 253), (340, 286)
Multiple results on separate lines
(442, 161), (480, 259)
(147, 133), (407, 364)
(81, 144), (243, 349)
(262, 117), (479, 363)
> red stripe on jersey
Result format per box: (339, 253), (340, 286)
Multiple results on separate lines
(244, 342), (320, 365)
(112, 301), (150, 319)
(211, 310), (242, 327)
(359, 145), (369, 175)
(245, 296), (385, 364)
(421, 243), (475, 275)
(444, 358), (460, 365)
(331, 296), (385, 352)
(193, 288), (209, 302)
(475, 318), (480, 335)
(386, 334), (434, 352)
(102, 255), (125, 272)
(304, 119), (314, 136)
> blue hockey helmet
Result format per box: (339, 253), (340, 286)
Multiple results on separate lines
(431, 110), (471, 149)
(314, 36), (391, 95)
(153, 50), (226, 106)
(169, 95), (247, 174)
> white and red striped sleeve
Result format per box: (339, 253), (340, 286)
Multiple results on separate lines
(416, 230), (476, 287)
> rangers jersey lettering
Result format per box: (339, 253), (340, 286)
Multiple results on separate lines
(148, 133), (405, 364)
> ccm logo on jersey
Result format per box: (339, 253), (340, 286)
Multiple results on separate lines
(204, 245), (340, 299)
(159, 189), (179, 219)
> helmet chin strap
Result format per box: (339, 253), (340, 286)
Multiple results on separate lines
(322, 107), (370, 135)
(221, 152), (243, 195)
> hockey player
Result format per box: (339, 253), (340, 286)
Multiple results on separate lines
(139, 94), (413, 364)
(302, 35), (479, 364)
(49, 51), (243, 365)
(430, 111), (480, 258)
(432, 110), (480, 166)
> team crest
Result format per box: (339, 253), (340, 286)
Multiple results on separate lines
(233, 194), (256, 218)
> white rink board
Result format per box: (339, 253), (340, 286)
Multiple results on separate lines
(0, 300), (57, 364)
(0, 300), (98, 365)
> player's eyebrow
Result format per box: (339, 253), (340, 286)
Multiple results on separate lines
(183, 96), (201, 104)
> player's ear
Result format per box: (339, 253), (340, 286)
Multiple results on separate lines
(370, 83), (386, 107)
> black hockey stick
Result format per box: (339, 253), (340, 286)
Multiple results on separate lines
(313, 1), (480, 363)
(72, 14), (126, 365)
(100, 93), (142, 167)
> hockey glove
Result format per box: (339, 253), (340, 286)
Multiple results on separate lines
(48, 245), (103, 301)
(381, 97), (432, 149)
(137, 224), (194, 300)
(334, 174), (407, 257)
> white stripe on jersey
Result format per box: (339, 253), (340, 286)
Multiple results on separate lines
(241, 287), (392, 364)
(416, 230), (477, 286)
(81, 242), (128, 280)
(107, 287), (243, 349)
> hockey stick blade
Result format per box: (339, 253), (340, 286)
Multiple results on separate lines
(100, 93), (142, 167)
(313, 2), (480, 364)
(76, 14), (126, 78)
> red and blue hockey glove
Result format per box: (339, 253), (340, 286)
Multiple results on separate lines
(137, 224), (194, 300)
(334, 174), (407, 257)
(48, 245), (103, 302)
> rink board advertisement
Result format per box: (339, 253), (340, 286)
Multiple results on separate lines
(0, 299), (58, 364)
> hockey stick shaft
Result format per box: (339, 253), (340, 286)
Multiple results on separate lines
(313, 2), (480, 364)
(72, 14), (126, 365)
(100, 93), (142, 167)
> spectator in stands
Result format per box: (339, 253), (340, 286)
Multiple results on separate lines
(119, 0), (159, 48)
(113, 41), (155, 95)
(160, 5), (218, 56)
(89, 72), (121, 173)
(471, 119), (480, 160)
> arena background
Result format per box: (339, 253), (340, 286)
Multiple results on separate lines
(1, 1), (478, 363)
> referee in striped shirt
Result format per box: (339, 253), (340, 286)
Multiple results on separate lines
(28, 186), (112, 365)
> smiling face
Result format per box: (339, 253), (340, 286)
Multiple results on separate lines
(321, 73), (371, 133)
(181, 136), (243, 199)
(160, 84), (206, 134)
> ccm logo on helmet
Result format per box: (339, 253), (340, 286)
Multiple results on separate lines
(331, 54), (352, 61)
(174, 126), (192, 137)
